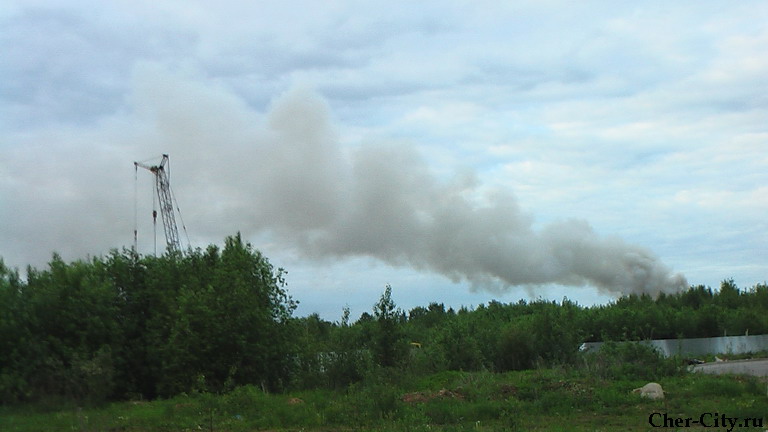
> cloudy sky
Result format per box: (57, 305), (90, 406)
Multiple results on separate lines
(1, 1), (766, 320)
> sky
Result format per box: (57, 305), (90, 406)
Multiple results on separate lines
(1, 1), (766, 320)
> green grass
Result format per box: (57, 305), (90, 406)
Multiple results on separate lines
(1, 369), (766, 431)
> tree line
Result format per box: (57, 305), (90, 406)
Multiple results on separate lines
(1, 235), (766, 404)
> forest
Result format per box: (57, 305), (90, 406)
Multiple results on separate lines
(1, 233), (767, 405)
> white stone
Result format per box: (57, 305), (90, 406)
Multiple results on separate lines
(632, 382), (664, 400)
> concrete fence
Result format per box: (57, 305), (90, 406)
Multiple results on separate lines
(579, 334), (768, 358)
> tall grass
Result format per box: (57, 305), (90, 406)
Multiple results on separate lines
(2, 364), (765, 431)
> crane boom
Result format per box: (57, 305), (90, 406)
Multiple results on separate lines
(135, 154), (181, 253)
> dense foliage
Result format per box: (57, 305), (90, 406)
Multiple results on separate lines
(0, 234), (296, 403)
(1, 236), (766, 405)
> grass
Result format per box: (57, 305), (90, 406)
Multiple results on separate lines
(1, 368), (766, 431)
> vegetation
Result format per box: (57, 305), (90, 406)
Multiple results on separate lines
(1, 235), (767, 430)
(0, 234), (296, 403)
(1, 363), (766, 431)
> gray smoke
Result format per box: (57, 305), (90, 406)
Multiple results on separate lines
(148, 80), (685, 297)
(3, 65), (686, 297)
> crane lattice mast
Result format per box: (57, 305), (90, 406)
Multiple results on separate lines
(134, 154), (182, 253)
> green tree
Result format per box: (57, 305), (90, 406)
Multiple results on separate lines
(0, 260), (28, 402)
(436, 317), (483, 371)
(496, 320), (535, 371)
(10, 254), (121, 403)
(162, 234), (297, 395)
(371, 285), (405, 368)
(716, 278), (741, 309)
(325, 307), (371, 388)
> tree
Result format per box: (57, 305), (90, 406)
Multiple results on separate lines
(162, 234), (297, 395)
(435, 317), (483, 371)
(496, 321), (535, 371)
(371, 284), (404, 368)
(326, 307), (370, 388)
(716, 278), (741, 309)
(0, 260), (27, 402)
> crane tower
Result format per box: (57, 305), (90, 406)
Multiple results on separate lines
(134, 154), (183, 253)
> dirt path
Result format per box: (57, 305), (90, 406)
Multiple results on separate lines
(692, 358), (768, 377)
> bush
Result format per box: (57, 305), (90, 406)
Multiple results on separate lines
(496, 325), (536, 371)
(355, 378), (401, 421)
(581, 342), (681, 381)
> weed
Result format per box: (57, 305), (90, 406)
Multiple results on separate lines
(693, 376), (747, 397)
(424, 399), (464, 424)
(3, 367), (767, 431)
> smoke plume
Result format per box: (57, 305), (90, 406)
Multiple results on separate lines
(3, 65), (687, 297)
(134, 70), (685, 297)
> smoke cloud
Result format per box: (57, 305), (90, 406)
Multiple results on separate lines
(1, 65), (688, 297)
(132, 67), (685, 297)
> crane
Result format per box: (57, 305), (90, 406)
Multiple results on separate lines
(134, 154), (186, 253)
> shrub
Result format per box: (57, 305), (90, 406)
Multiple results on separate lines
(581, 341), (681, 381)
(496, 325), (536, 371)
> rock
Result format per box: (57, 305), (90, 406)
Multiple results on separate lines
(632, 382), (664, 400)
